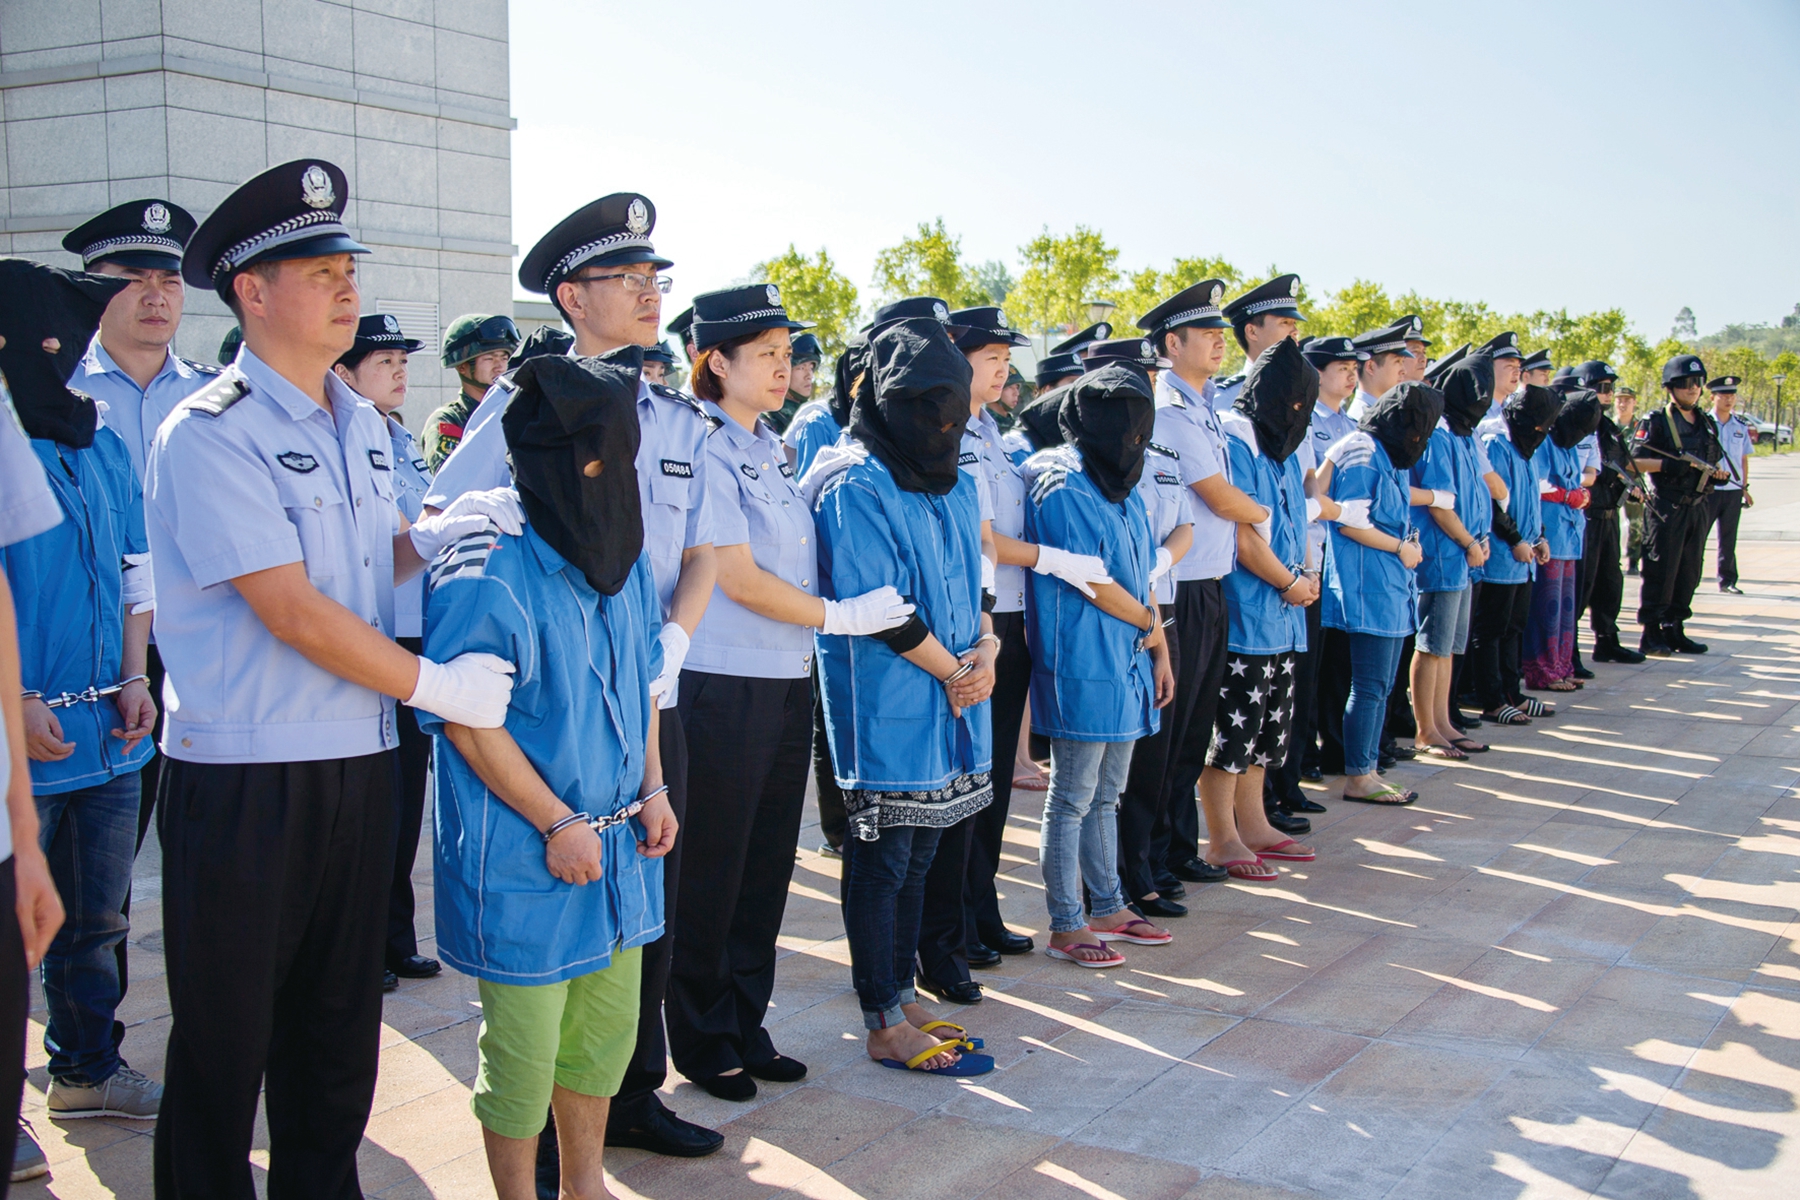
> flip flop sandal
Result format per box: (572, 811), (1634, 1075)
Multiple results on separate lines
(1544, 679), (1578, 692)
(878, 1040), (995, 1077)
(1045, 942), (1127, 968)
(1417, 744), (1468, 761)
(1254, 839), (1316, 862)
(1450, 737), (1490, 753)
(1219, 858), (1280, 882)
(1482, 705), (1530, 726)
(1011, 772), (1049, 791)
(1342, 785), (1417, 806)
(916, 1020), (984, 1051)
(1519, 697), (1555, 718)
(1094, 918), (1173, 945)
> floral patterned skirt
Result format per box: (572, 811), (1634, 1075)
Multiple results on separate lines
(844, 772), (993, 842)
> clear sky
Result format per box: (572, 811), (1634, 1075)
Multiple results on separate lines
(508, 0), (1799, 342)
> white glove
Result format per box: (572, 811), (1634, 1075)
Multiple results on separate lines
(648, 623), (690, 700)
(1336, 498), (1373, 530)
(1032, 545), (1114, 599)
(822, 585), (916, 636)
(121, 551), (155, 615)
(1304, 497), (1322, 525)
(1429, 488), (1455, 510)
(410, 487), (525, 560)
(407, 652), (515, 728)
(1149, 546), (1174, 585)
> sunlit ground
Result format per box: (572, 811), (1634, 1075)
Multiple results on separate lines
(24, 464), (1800, 1198)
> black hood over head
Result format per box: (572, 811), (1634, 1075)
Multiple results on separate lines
(829, 331), (869, 427)
(0, 259), (129, 448)
(1438, 351), (1495, 438)
(1551, 388), (1604, 449)
(1016, 382), (1070, 450)
(502, 347), (645, 596)
(1058, 363), (1157, 502)
(1360, 380), (1445, 471)
(850, 317), (973, 495)
(1503, 384), (1561, 458)
(1234, 338), (1319, 462)
(507, 324), (574, 370)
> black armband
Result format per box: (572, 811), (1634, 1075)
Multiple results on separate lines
(870, 614), (930, 654)
(980, 591), (996, 614)
(1491, 500), (1522, 546)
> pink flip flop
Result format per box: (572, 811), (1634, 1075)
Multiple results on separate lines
(1253, 839), (1315, 862)
(1220, 858), (1279, 882)
(1094, 918), (1173, 945)
(1045, 942), (1126, 969)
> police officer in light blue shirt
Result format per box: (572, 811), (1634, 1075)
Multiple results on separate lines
(331, 313), (444, 986)
(1706, 376), (1754, 594)
(145, 158), (522, 1193)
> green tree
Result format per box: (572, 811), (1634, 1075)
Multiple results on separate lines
(971, 259), (1015, 306)
(1305, 279), (1398, 340)
(750, 245), (860, 357)
(1006, 226), (1122, 344)
(870, 219), (990, 308)
(1099, 255), (1244, 335)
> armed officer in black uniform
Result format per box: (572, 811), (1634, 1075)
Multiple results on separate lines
(1571, 360), (1647, 665)
(1632, 354), (1727, 656)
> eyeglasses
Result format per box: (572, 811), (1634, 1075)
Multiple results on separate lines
(569, 271), (673, 295)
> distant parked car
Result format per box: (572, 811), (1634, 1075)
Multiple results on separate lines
(1747, 417), (1793, 445)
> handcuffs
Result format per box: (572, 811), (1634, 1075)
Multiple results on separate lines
(22, 674), (149, 710)
(541, 784), (667, 844)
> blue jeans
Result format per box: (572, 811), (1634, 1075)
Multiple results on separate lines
(1346, 634), (1405, 776)
(842, 824), (942, 1031)
(36, 770), (140, 1084)
(1041, 740), (1133, 934)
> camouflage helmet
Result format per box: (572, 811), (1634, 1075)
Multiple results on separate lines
(441, 313), (521, 369)
(218, 324), (242, 365)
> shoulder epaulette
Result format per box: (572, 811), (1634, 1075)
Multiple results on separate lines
(428, 524), (502, 589)
(650, 382), (719, 428)
(1148, 441), (1179, 460)
(1217, 373), (1245, 388)
(184, 370), (248, 417)
(179, 356), (223, 377)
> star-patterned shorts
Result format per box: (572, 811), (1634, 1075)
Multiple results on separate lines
(1206, 652), (1298, 775)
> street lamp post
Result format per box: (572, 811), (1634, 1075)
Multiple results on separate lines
(1085, 298), (1116, 328)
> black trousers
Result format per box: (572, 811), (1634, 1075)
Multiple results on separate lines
(1119, 613), (1180, 901)
(1266, 598), (1322, 807)
(1707, 489), (1744, 588)
(1158, 578), (1228, 874)
(1638, 493), (1709, 629)
(0, 858), (25, 1200)
(915, 812), (974, 988)
(117, 642), (168, 1024)
(1581, 508), (1625, 645)
(153, 752), (396, 1200)
(963, 609), (1032, 946)
(1316, 626), (1352, 774)
(1385, 636), (1415, 738)
(1471, 581), (1532, 710)
(667, 673), (811, 1079)
(810, 663), (847, 850)
(604, 706), (689, 1129)
(386, 637), (432, 964)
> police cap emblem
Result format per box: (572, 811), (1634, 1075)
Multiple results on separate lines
(933, 302), (950, 323)
(1210, 284), (1222, 304)
(996, 308), (1007, 326)
(300, 164), (335, 210)
(626, 197), (650, 235)
(1410, 316), (1422, 333)
(1140, 339), (1153, 359)
(383, 314), (399, 333)
(1288, 278), (1300, 297)
(766, 283), (781, 307)
(1097, 322), (1112, 339)
(142, 203), (172, 234)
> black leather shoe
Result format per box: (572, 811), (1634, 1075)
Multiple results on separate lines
(1170, 857), (1228, 883)
(1639, 631), (1673, 657)
(1593, 641), (1646, 664)
(1268, 810), (1312, 836)
(1284, 796), (1327, 814)
(1132, 895), (1188, 918)
(1378, 749), (1397, 771)
(1666, 625), (1709, 654)
(1301, 764), (1324, 782)
(693, 1071), (757, 1102)
(381, 970), (398, 993)
(1385, 741), (1417, 761)
(930, 978), (983, 1005)
(1720, 583), (1744, 595)
(607, 1104), (725, 1158)
(1153, 874), (1185, 899)
(1571, 662), (1595, 680)
(744, 1053), (808, 1083)
(388, 954), (441, 979)
(965, 941), (1003, 969)
(990, 930), (1035, 955)
(1450, 709), (1481, 731)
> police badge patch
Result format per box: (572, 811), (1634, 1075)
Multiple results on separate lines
(300, 165), (335, 210)
(277, 451), (319, 473)
(143, 203), (172, 233)
(626, 197), (650, 234)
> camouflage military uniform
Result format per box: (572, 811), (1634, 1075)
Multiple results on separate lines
(422, 390), (483, 471)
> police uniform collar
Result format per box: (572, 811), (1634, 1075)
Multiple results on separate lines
(235, 345), (361, 423)
(698, 399), (762, 447)
(1158, 369), (1207, 409)
(520, 193), (670, 296)
(83, 336), (190, 385)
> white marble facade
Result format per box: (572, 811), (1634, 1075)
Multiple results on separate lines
(0, 0), (514, 430)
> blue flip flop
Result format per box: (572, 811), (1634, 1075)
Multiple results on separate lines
(917, 1020), (984, 1050)
(878, 1040), (995, 1077)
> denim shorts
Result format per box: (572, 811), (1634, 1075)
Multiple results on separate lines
(1417, 586), (1473, 657)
